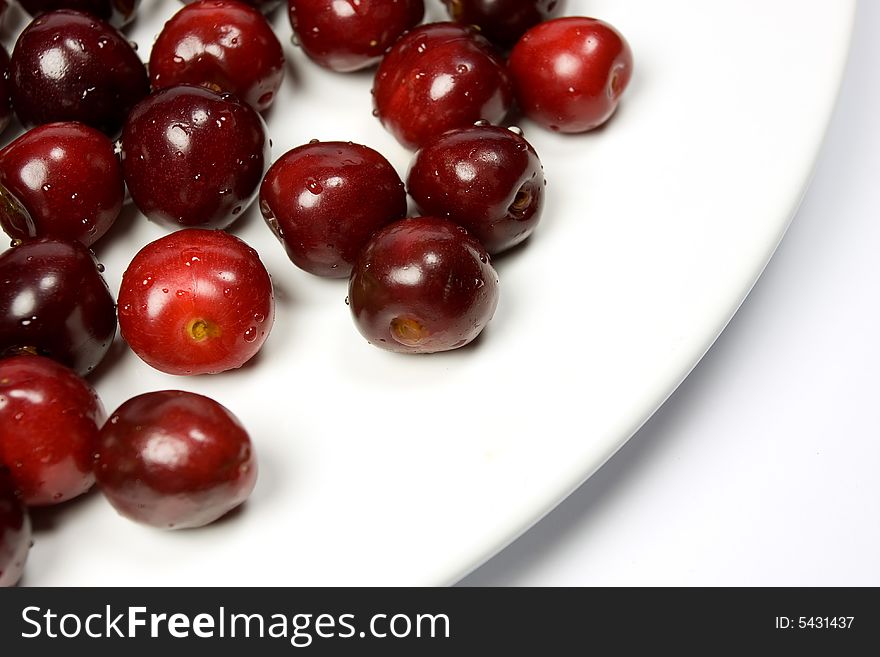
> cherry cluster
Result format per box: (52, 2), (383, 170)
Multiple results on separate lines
(0, 0), (632, 586)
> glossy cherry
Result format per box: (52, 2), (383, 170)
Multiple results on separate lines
(117, 229), (274, 375)
(151, 0), (285, 112)
(407, 124), (544, 254)
(0, 469), (31, 587)
(9, 10), (149, 135)
(348, 216), (499, 353)
(121, 85), (270, 230)
(0, 238), (116, 376)
(0, 122), (125, 246)
(288, 0), (424, 73)
(442, 0), (561, 48)
(509, 16), (633, 133)
(260, 141), (407, 277)
(17, 0), (141, 28)
(372, 22), (513, 150)
(95, 390), (257, 529)
(0, 46), (12, 136)
(0, 355), (105, 506)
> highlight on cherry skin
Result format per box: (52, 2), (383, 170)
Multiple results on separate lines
(348, 216), (500, 354)
(117, 228), (275, 375)
(0, 355), (106, 506)
(95, 390), (258, 530)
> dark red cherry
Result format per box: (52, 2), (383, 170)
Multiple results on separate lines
(288, 0), (424, 72)
(509, 17), (633, 133)
(0, 238), (116, 376)
(17, 0), (141, 28)
(260, 141), (406, 277)
(95, 390), (257, 529)
(9, 10), (149, 135)
(121, 85), (270, 230)
(0, 46), (12, 137)
(348, 216), (499, 353)
(442, 0), (561, 49)
(0, 355), (105, 506)
(0, 469), (31, 587)
(151, 0), (285, 112)
(0, 122), (125, 246)
(372, 22), (513, 150)
(407, 124), (544, 255)
(117, 229), (274, 375)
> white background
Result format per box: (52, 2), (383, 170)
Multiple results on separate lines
(460, 0), (880, 586)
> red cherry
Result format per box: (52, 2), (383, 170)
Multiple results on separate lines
(0, 123), (125, 247)
(0, 238), (117, 377)
(348, 216), (500, 353)
(95, 390), (257, 529)
(508, 16), (633, 133)
(259, 140), (407, 277)
(117, 229), (275, 375)
(0, 469), (31, 587)
(0, 355), (105, 506)
(407, 124), (545, 254)
(150, 0), (285, 112)
(288, 0), (424, 73)
(9, 10), (149, 135)
(121, 85), (270, 230)
(0, 46), (12, 137)
(17, 0), (142, 28)
(442, 0), (561, 49)
(372, 22), (513, 150)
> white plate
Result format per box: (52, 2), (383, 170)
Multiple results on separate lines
(6, 0), (854, 586)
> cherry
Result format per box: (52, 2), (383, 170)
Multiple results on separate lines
(0, 469), (31, 587)
(95, 390), (257, 529)
(0, 238), (116, 376)
(348, 216), (499, 353)
(288, 0), (424, 73)
(260, 140), (407, 277)
(9, 10), (149, 135)
(407, 124), (544, 254)
(17, 0), (141, 28)
(117, 229), (274, 375)
(508, 16), (633, 133)
(0, 46), (11, 136)
(150, 0), (285, 112)
(372, 22), (513, 150)
(0, 122), (125, 247)
(0, 355), (105, 506)
(442, 0), (561, 49)
(121, 85), (270, 230)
